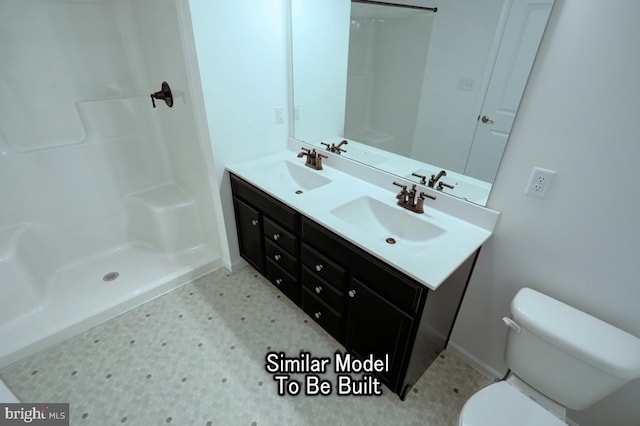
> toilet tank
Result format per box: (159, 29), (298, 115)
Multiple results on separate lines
(505, 288), (640, 410)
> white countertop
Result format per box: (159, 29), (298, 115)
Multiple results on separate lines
(227, 150), (499, 291)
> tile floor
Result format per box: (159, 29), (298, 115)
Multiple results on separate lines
(1, 267), (491, 425)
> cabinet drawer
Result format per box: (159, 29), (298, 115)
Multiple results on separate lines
(302, 288), (344, 343)
(265, 239), (298, 275)
(266, 259), (299, 304)
(301, 244), (346, 291)
(230, 173), (299, 232)
(264, 217), (298, 255)
(302, 267), (344, 313)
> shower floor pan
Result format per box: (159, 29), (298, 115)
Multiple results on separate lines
(0, 243), (218, 369)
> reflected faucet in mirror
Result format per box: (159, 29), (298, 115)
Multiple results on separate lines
(321, 139), (348, 155)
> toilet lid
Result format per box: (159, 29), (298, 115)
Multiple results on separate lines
(459, 382), (566, 426)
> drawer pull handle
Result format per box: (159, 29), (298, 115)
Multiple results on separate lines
(314, 312), (322, 319)
(273, 233), (280, 240)
(275, 278), (283, 285)
(315, 264), (323, 272)
(251, 219), (259, 226)
(348, 290), (357, 298)
(315, 286), (322, 294)
(274, 254), (281, 261)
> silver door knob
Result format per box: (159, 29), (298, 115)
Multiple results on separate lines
(348, 290), (356, 298)
(251, 220), (258, 226)
(315, 286), (322, 294)
(314, 312), (322, 319)
(315, 264), (323, 272)
(481, 115), (494, 124)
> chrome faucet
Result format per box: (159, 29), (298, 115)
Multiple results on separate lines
(321, 139), (348, 154)
(393, 182), (436, 214)
(297, 147), (327, 170)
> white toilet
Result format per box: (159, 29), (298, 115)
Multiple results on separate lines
(459, 288), (640, 425)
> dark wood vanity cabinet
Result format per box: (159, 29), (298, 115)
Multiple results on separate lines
(301, 217), (421, 393)
(230, 173), (476, 399)
(231, 174), (301, 304)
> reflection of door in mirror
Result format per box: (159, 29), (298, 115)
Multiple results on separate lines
(343, 0), (552, 183)
(465, 0), (553, 182)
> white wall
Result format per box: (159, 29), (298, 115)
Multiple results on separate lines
(450, 1), (640, 425)
(189, 0), (290, 268)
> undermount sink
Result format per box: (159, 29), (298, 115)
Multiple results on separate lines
(253, 160), (331, 193)
(330, 196), (445, 243)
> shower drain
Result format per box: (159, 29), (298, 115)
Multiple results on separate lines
(103, 272), (120, 282)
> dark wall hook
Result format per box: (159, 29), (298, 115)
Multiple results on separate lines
(150, 81), (173, 108)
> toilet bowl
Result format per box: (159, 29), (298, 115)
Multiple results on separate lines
(458, 288), (640, 426)
(459, 379), (566, 426)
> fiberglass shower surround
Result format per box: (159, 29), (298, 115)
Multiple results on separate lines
(0, 0), (220, 368)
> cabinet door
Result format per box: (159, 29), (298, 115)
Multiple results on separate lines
(232, 196), (264, 273)
(346, 278), (413, 392)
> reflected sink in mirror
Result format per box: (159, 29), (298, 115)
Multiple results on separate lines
(338, 142), (389, 166)
(253, 160), (332, 193)
(331, 196), (445, 243)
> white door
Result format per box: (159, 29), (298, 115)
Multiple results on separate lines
(464, 0), (553, 183)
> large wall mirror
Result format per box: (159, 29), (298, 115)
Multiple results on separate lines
(290, 0), (554, 205)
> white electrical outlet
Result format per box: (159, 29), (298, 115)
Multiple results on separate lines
(525, 167), (556, 197)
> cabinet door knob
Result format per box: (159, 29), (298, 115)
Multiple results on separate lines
(273, 233), (280, 240)
(251, 219), (259, 226)
(314, 311), (322, 319)
(275, 278), (283, 285)
(315, 264), (323, 272)
(315, 286), (322, 294)
(348, 290), (357, 298)
(274, 254), (281, 261)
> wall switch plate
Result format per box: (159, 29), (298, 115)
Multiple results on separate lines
(274, 106), (284, 125)
(525, 167), (556, 197)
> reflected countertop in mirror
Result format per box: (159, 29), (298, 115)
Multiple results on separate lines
(290, 0), (554, 206)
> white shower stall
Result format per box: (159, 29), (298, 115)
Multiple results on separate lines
(0, 0), (222, 367)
